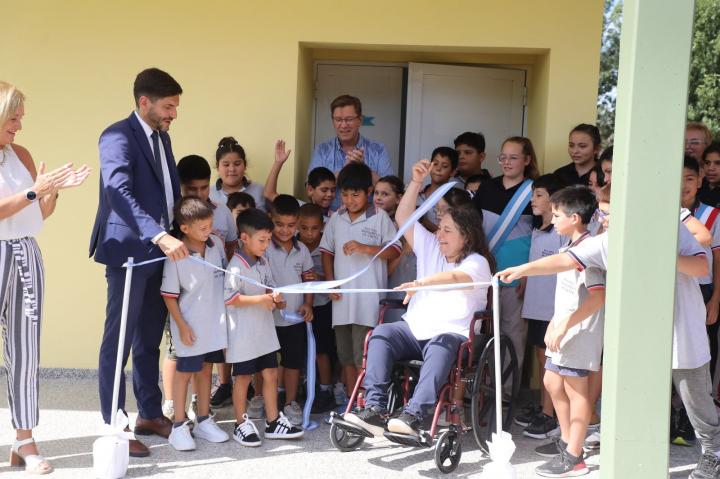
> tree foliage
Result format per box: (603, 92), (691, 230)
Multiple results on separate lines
(597, 0), (720, 143)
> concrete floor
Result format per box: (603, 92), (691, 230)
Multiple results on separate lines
(0, 377), (703, 478)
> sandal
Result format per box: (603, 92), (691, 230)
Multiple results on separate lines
(10, 437), (54, 475)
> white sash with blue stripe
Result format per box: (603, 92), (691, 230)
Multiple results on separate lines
(487, 179), (533, 254)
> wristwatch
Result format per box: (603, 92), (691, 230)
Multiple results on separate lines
(25, 189), (37, 201)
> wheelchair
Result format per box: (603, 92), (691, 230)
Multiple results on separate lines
(329, 292), (520, 474)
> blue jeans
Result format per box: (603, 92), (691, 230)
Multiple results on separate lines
(363, 321), (465, 419)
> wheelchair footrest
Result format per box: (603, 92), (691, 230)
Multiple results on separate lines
(383, 430), (432, 448)
(331, 416), (375, 438)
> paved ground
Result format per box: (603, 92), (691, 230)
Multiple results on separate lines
(0, 377), (703, 478)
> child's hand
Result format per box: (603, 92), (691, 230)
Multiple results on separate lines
(274, 139), (292, 164)
(343, 240), (367, 256)
(178, 325), (196, 346)
(301, 270), (317, 281)
(411, 159), (432, 183)
(329, 290), (342, 301)
(259, 294), (276, 311)
(298, 303), (314, 322)
(544, 319), (567, 352)
(272, 292), (287, 310)
(498, 266), (524, 283)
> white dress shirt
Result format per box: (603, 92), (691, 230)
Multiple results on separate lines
(134, 111), (174, 243)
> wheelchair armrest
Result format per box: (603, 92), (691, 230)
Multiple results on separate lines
(472, 309), (492, 320)
(380, 298), (406, 307)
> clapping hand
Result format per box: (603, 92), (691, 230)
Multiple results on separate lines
(58, 164), (91, 189)
(345, 148), (364, 164)
(32, 162), (74, 198)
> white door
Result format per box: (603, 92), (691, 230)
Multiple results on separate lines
(313, 63), (405, 175)
(403, 63), (527, 183)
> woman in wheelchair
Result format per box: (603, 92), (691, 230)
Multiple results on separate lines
(345, 159), (494, 437)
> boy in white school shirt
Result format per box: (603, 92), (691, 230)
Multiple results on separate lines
(499, 204), (720, 479)
(224, 208), (304, 447)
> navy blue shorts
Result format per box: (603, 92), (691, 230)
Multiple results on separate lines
(232, 351), (278, 376)
(312, 302), (336, 355)
(276, 322), (307, 369)
(526, 319), (550, 348)
(176, 350), (225, 373)
(544, 357), (589, 378)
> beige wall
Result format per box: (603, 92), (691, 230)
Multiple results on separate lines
(4, 0), (603, 367)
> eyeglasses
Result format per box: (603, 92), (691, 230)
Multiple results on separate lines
(497, 155), (523, 163)
(686, 139), (706, 147)
(595, 208), (610, 219)
(332, 116), (359, 125)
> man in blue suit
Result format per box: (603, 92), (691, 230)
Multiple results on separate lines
(90, 68), (188, 457)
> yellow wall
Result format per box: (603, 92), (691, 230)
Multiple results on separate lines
(5, 0), (603, 368)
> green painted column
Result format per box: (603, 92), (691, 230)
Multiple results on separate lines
(602, 0), (695, 477)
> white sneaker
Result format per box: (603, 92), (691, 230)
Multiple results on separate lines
(233, 414), (262, 447)
(283, 401), (303, 426)
(265, 412), (304, 439)
(247, 395), (265, 419)
(168, 422), (196, 451)
(193, 417), (229, 443)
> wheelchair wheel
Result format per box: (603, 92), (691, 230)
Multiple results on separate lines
(470, 335), (519, 454)
(434, 429), (462, 474)
(329, 423), (365, 452)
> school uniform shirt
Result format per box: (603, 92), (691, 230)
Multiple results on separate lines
(568, 227), (710, 370)
(210, 178), (267, 212)
(265, 238), (314, 327)
(308, 243), (331, 307)
(547, 232), (605, 371)
(684, 202), (720, 285)
(521, 225), (567, 321)
(160, 235), (228, 357)
(699, 178), (720, 209)
(319, 205), (401, 328)
(402, 223), (491, 340)
(223, 250), (281, 363)
(472, 176), (533, 286)
(553, 162), (594, 186)
(210, 199), (239, 244)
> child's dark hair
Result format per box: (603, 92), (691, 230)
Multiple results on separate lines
(703, 141), (720, 161)
(133, 68), (182, 107)
(307, 167), (336, 188)
(570, 124), (602, 149)
(271, 194), (300, 217)
(236, 208), (274, 237)
(177, 155), (211, 183)
(431, 146), (459, 170)
(453, 132), (486, 153)
(215, 136), (247, 166)
(533, 174), (565, 196)
(377, 175), (405, 196)
(337, 162), (372, 191)
(443, 188), (472, 208)
(299, 203), (324, 223)
(599, 145), (613, 163)
(174, 196), (213, 227)
(227, 191), (256, 210)
(684, 155), (700, 175)
(550, 185), (598, 225)
(446, 204), (496, 272)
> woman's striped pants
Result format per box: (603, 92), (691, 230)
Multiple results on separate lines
(0, 237), (44, 430)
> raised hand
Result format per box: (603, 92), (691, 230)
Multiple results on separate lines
(275, 140), (292, 164)
(58, 164), (91, 189)
(411, 159), (431, 183)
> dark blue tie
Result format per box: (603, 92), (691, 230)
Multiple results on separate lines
(151, 131), (170, 230)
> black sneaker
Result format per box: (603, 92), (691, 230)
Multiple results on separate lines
(514, 404), (542, 427)
(524, 413), (560, 439)
(387, 410), (422, 436)
(690, 452), (720, 479)
(535, 437), (567, 458)
(311, 389), (337, 414)
(265, 412), (304, 439)
(210, 383), (233, 408)
(536, 448), (589, 477)
(344, 406), (387, 437)
(672, 407), (697, 446)
(232, 414), (261, 447)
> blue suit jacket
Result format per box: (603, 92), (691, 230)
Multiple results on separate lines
(89, 112), (181, 267)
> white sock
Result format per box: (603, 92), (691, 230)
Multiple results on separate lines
(164, 399), (173, 408)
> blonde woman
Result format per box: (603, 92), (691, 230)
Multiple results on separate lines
(0, 82), (89, 474)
